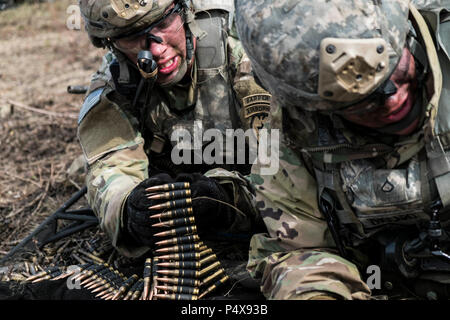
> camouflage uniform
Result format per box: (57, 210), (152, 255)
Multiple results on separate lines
(228, 0), (450, 299)
(244, 107), (372, 300)
(77, 0), (271, 257)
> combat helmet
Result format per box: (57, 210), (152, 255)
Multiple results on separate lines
(79, 0), (196, 49)
(235, 0), (411, 112)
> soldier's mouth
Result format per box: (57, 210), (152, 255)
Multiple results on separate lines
(158, 56), (179, 75)
(384, 91), (413, 123)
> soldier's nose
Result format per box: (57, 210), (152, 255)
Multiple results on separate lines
(149, 41), (168, 60)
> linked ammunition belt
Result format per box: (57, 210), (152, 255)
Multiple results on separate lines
(25, 182), (229, 300)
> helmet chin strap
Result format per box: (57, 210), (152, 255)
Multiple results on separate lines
(185, 26), (194, 63)
(180, 0), (197, 65)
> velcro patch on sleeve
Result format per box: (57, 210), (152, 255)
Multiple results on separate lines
(78, 95), (139, 165)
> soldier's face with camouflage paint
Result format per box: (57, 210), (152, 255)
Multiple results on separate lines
(113, 5), (194, 86)
(340, 48), (418, 135)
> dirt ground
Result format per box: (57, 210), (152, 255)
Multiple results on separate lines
(0, 0), (106, 258)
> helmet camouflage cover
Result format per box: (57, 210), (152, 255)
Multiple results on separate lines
(79, 0), (175, 46)
(235, 0), (411, 112)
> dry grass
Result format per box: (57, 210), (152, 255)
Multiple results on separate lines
(0, 0), (106, 260)
(0, 1), (71, 38)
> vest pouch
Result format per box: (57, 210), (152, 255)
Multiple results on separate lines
(340, 158), (430, 230)
(193, 12), (234, 133)
(195, 13), (228, 82)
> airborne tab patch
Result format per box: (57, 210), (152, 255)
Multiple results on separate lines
(242, 93), (271, 140)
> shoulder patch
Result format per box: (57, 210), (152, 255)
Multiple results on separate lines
(78, 87), (106, 125)
(77, 95), (140, 165)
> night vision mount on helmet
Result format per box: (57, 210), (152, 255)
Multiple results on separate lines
(235, 0), (411, 112)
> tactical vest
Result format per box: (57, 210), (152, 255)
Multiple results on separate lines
(286, 5), (450, 246)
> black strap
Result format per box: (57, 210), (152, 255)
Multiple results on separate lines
(185, 27), (194, 63)
(407, 28), (429, 83)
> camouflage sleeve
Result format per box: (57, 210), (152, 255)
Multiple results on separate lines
(248, 240), (371, 300)
(78, 85), (150, 258)
(85, 146), (149, 258)
(207, 98), (370, 298)
(227, 19), (251, 81)
(247, 143), (333, 251)
(246, 141), (371, 299)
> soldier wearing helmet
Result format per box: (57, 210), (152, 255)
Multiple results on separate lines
(228, 0), (450, 299)
(77, 0), (270, 258)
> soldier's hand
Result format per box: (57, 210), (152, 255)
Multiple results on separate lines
(123, 172), (235, 247)
(124, 173), (175, 248)
(174, 173), (234, 234)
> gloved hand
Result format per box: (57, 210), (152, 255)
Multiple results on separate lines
(124, 173), (175, 247)
(123, 172), (234, 248)
(174, 172), (234, 233)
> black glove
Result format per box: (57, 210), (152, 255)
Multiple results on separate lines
(124, 173), (175, 248)
(123, 172), (234, 248)
(174, 173), (234, 233)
